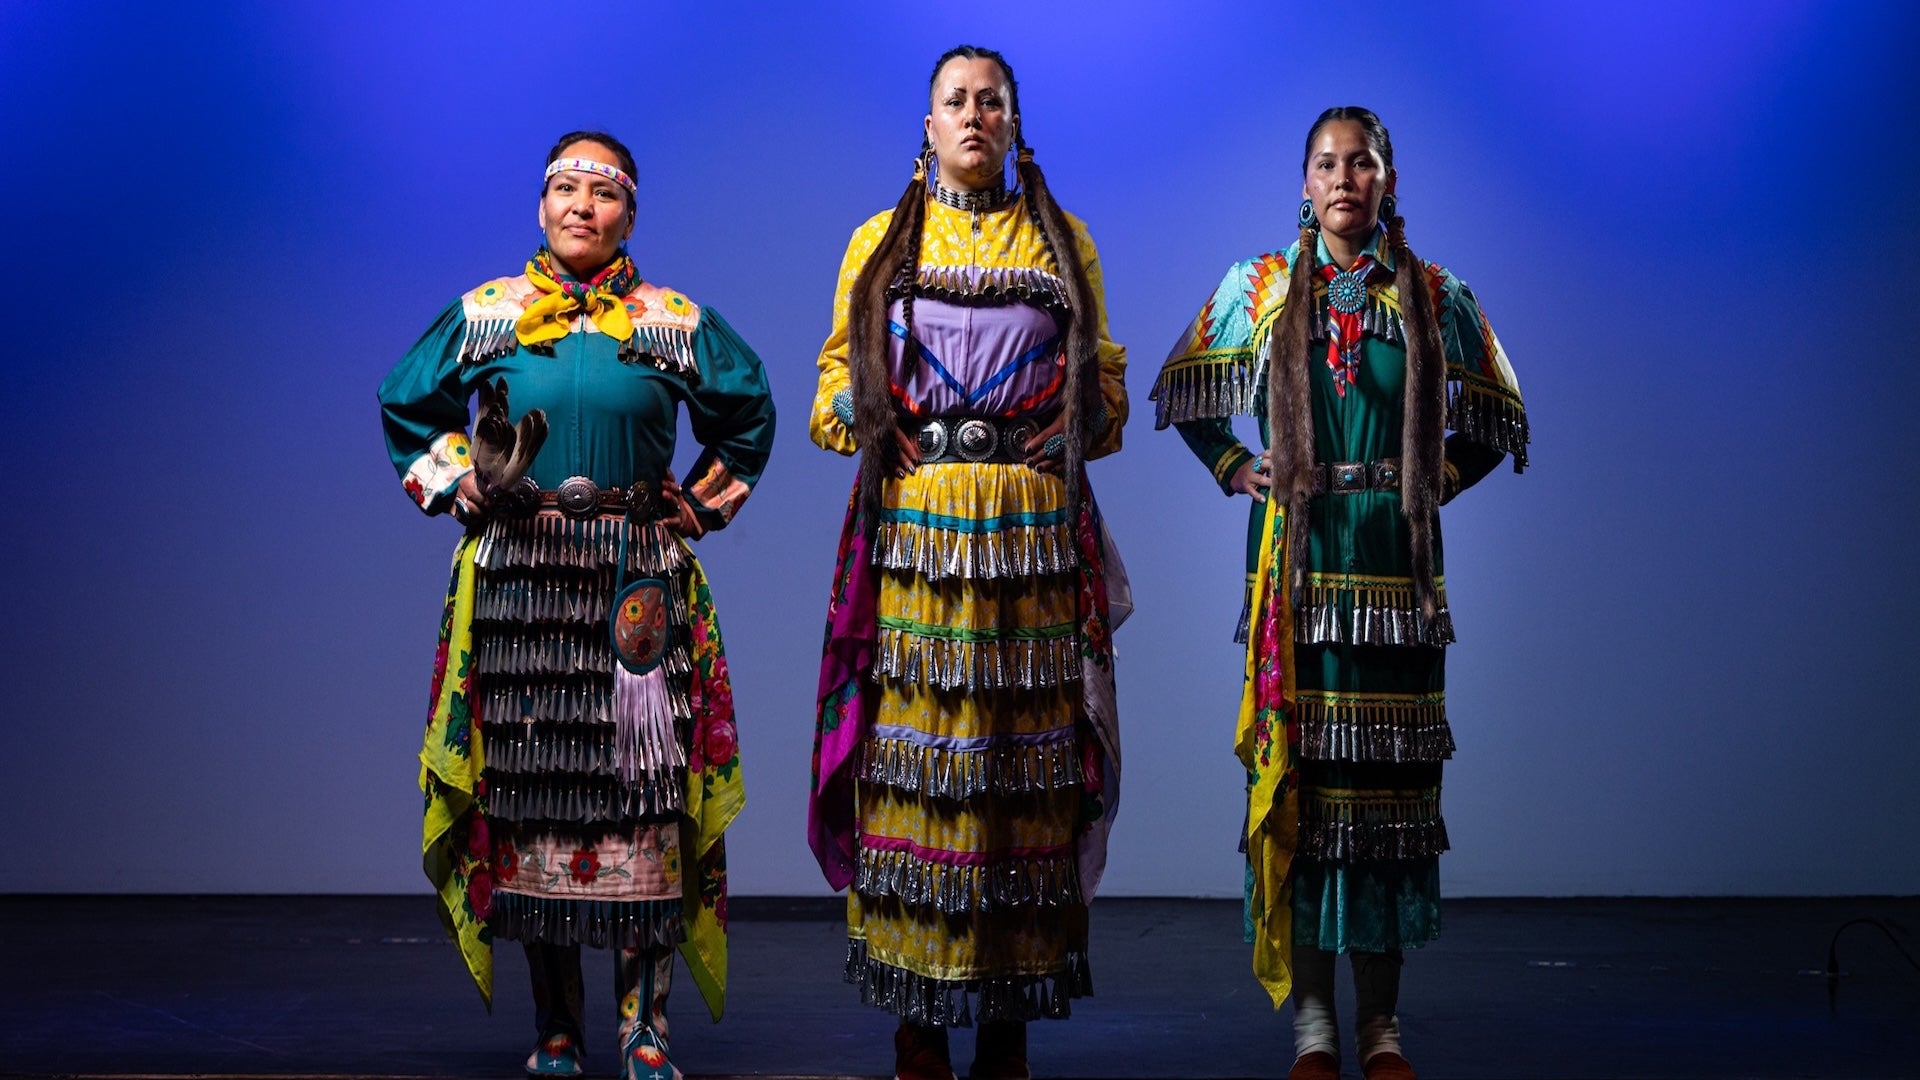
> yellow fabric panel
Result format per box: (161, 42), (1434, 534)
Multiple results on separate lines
(849, 891), (1089, 983)
(915, 197), (1052, 270)
(1236, 496), (1298, 1008)
(418, 536), (491, 1006)
(884, 459), (1067, 531)
(859, 760), (1080, 853)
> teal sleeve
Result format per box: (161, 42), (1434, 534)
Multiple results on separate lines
(1174, 417), (1255, 497)
(377, 299), (475, 514)
(681, 306), (777, 532)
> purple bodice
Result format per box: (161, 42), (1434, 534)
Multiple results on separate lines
(887, 298), (1062, 417)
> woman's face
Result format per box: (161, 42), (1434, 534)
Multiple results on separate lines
(538, 139), (634, 276)
(924, 56), (1017, 191)
(1301, 119), (1396, 246)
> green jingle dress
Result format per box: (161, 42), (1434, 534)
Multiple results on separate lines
(1152, 227), (1526, 1001)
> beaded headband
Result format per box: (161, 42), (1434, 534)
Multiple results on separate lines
(544, 157), (637, 195)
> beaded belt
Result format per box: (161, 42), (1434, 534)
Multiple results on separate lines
(495, 475), (662, 519)
(910, 415), (1043, 465)
(1311, 458), (1403, 495)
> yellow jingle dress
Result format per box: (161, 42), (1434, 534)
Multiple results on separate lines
(807, 192), (1128, 1025)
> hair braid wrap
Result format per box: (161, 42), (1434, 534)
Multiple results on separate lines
(1016, 149), (1100, 517)
(846, 165), (929, 519)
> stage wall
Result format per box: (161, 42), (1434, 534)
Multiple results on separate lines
(3, 0), (1915, 897)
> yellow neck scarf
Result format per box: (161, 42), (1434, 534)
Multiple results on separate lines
(514, 249), (638, 347)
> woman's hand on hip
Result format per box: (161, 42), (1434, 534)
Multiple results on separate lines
(892, 423), (922, 477)
(660, 471), (706, 538)
(1023, 413), (1068, 475)
(1230, 452), (1273, 503)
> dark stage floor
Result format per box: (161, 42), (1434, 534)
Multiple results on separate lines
(1, 895), (1915, 1079)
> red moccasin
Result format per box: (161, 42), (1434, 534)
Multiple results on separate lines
(1288, 1050), (1341, 1080)
(1362, 1051), (1418, 1080)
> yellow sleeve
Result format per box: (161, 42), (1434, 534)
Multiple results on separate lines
(810, 210), (895, 455)
(1068, 213), (1129, 460)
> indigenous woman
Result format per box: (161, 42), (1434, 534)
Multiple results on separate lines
(380, 131), (774, 1080)
(1152, 108), (1527, 1080)
(807, 45), (1128, 1080)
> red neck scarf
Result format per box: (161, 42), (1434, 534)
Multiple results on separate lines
(1318, 255), (1376, 397)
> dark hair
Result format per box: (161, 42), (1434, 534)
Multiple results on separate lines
(845, 45), (1101, 517)
(542, 130), (638, 212)
(1298, 105), (1396, 172)
(1269, 106), (1448, 620)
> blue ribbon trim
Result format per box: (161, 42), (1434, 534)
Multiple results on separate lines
(889, 321), (1059, 407)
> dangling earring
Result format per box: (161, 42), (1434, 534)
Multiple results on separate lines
(912, 148), (930, 183)
(1299, 198), (1319, 230)
(1379, 194), (1398, 222)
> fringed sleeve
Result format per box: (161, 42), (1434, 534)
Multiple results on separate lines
(1066, 213), (1129, 460)
(810, 211), (894, 456)
(379, 298), (476, 515)
(682, 306), (777, 533)
(1156, 251), (1293, 494)
(1149, 251), (1291, 429)
(1431, 266), (1529, 472)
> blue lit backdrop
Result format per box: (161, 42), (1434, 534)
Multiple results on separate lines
(2, 0), (1915, 897)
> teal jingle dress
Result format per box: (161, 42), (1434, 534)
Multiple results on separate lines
(378, 266), (774, 1015)
(1153, 228), (1526, 973)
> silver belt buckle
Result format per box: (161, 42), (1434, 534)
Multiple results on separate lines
(916, 418), (949, 459)
(626, 480), (656, 519)
(1005, 419), (1036, 457)
(1329, 462), (1367, 494)
(500, 476), (541, 517)
(955, 419), (998, 462)
(555, 475), (601, 519)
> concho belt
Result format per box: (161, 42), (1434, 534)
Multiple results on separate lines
(1311, 458), (1404, 496)
(494, 475), (662, 519)
(910, 415), (1041, 465)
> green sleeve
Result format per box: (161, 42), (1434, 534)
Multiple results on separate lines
(681, 306), (777, 532)
(1441, 434), (1505, 505)
(378, 299), (476, 514)
(1174, 416), (1255, 497)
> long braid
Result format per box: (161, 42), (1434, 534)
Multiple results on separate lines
(1388, 210), (1446, 621)
(899, 149), (928, 393)
(1016, 141), (1099, 515)
(1266, 223), (1321, 605)
(847, 148), (930, 519)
